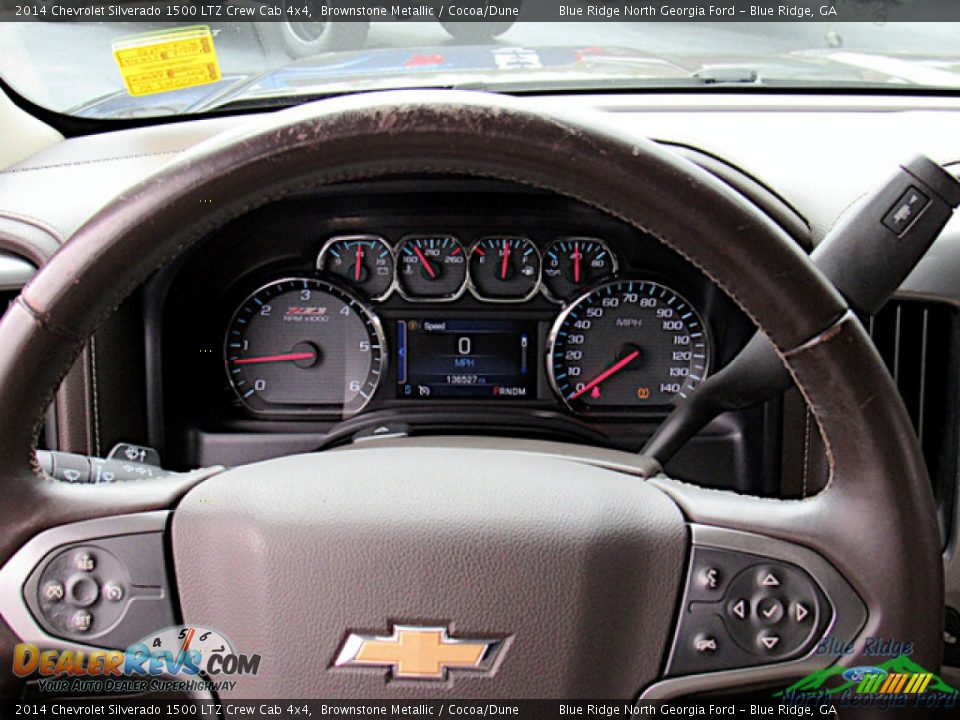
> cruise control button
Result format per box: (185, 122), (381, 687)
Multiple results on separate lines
(757, 597), (784, 624)
(729, 598), (748, 620)
(75, 551), (96, 572)
(42, 581), (65, 602)
(694, 634), (718, 654)
(103, 582), (124, 602)
(758, 633), (781, 651)
(793, 602), (811, 623)
(71, 610), (93, 633)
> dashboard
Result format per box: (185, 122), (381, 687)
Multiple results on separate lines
(156, 180), (755, 470)
(5, 90), (960, 684)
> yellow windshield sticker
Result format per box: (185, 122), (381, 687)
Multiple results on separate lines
(112, 25), (221, 97)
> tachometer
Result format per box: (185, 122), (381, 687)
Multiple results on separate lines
(548, 280), (709, 414)
(225, 278), (385, 416)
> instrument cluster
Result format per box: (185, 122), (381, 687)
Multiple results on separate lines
(223, 230), (712, 420)
(154, 182), (758, 471)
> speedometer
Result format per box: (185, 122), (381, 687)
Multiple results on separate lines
(548, 280), (709, 414)
(225, 278), (385, 416)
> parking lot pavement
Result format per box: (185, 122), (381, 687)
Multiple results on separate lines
(1, 20), (958, 113)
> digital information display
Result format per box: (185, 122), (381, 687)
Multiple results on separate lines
(397, 319), (537, 399)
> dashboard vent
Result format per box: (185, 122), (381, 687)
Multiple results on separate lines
(869, 298), (959, 538)
(0, 290), (17, 315)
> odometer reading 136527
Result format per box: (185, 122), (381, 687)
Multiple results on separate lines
(548, 280), (709, 414)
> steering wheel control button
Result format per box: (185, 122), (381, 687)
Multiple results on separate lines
(685, 548), (758, 602)
(758, 569), (781, 587)
(667, 613), (742, 676)
(756, 597), (784, 625)
(74, 551), (96, 572)
(41, 581), (65, 603)
(693, 634), (718, 654)
(728, 598), (748, 621)
(699, 567), (722, 591)
(103, 582), (125, 602)
(668, 546), (835, 676)
(70, 610), (93, 633)
(67, 576), (99, 607)
(26, 533), (174, 645)
(757, 633), (781, 652)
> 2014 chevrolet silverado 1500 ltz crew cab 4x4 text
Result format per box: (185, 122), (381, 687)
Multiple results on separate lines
(1, 4), (960, 717)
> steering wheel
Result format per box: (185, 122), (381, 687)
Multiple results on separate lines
(0, 91), (942, 699)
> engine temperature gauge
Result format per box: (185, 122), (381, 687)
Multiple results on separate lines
(396, 235), (467, 301)
(542, 238), (617, 302)
(469, 236), (540, 301)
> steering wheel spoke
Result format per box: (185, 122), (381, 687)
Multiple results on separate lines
(640, 516), (866, 699)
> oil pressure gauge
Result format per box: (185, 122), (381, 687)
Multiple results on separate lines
(542, 237), (617, 302)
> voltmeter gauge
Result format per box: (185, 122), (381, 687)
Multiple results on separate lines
(318, 235), (394, 300)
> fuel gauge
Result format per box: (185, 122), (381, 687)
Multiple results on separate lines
(469, 236), (540, 301)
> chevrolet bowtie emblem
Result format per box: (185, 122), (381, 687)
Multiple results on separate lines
(335, 625), (506, 680)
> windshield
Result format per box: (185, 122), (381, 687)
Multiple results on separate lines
(2, 14), (960, 120)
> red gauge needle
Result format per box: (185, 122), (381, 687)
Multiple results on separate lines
(500, 241), (511, 279)
(413, 245), (437, 279)
(568, 350), (641, 401)
(180, 627), (195, 653)
(573, 244), (582, 284)
(354, 244), (364, 282)
(233, 352), (316, 365)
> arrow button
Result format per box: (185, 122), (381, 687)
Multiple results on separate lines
(794, 602), (811, 623)
(758, 633), (781, 651)
(759, 571), (781, 587)
(729, 599), (748, 620)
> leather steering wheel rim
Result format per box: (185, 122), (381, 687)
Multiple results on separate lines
(0, 90), (943, 694)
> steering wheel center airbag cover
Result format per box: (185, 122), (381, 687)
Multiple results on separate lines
(171, 446), (686, 698)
